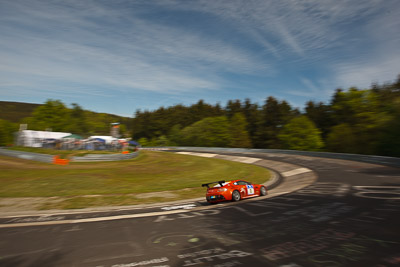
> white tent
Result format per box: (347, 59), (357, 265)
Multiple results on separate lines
(17, 130), (71, 147)
(88, 136), (117, 144)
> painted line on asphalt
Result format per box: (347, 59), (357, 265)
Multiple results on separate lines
(0, 197), (270, 228)
(282, 168), (312, 177)
(0, 209), (195, 228)
(178, 152), (262, 164)
(231, 157), (262, 164)
(176, 152), (218, 158)
(160, 204), (197, 211)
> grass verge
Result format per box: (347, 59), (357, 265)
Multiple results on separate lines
(0, 150), (270, 210)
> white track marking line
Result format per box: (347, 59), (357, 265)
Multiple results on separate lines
(176, 152), (260, 163)
(282, 168), (312, 177)
(233, 157), (261, 164)
(176, 152), (217, 158)
(0, 209), (194, 228)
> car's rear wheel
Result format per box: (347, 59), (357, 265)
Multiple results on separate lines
(260, 186), (267, 196)
(232, 190), (241, 202)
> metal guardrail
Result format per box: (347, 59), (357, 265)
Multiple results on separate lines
(72, 152), (138, 162)
(2, 146), (398, 167)
(0, 148), (54, 163)
(0, 148), (138, 163)
(171, 147), (400, 168)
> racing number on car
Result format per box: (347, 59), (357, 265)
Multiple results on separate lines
(246, 185), (255, 195)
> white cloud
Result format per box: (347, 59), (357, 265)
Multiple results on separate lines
(285, 77), (333, 99)
(331, 0), (400, 88)
(0, 0), (278, 99)
(156, 0), (383, 60)
(334, 54), (400, 89)
(1, 0), (400, 115)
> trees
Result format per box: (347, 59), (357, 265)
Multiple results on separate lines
(305, 100), (333, 138)
(19, 99), (130, 137)
(242, 98), (261, 148)
(26, 99), (69, 131)
(131, 85), (399, 154)
(167, 124), (183, 146)
(226, 99), (242, 118)
(174, 113), (252, 148)
(370, 80), (400, 157)
(229, 113), (252, 148)
(7, 74), (397, 156)
(255, 97), (297, 148)
(131, 101), (224, 141)
(278, 116), (324, 151)
(181, 116), (232, 147)
(65, 103), (89, 135)
(327, 88), (392, 155)
(0, 119), (17, 146)
(377, 107), (400, 157)
(326, 123), (357, 153)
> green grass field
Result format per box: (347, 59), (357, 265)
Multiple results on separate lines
(0, 150), (270, 210)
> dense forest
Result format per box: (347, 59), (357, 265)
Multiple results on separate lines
(132, 75), (400, 157)
(1, 75), (399, 157)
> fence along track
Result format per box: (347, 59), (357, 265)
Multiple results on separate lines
(0, 148), (138, 163)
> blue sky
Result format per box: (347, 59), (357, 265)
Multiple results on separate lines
(1, 0), (400, 117)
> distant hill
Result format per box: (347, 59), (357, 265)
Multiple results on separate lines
(0, 101), (131, 126)
(0, 101), (40, 123)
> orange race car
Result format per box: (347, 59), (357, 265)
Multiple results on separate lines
(202, 179), (267, 203)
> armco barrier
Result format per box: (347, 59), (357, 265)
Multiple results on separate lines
(71, 152), (138, 162)
(0, 148), (54, 163)
(0, 148), (138, 163)
(171, 147), (400, 168)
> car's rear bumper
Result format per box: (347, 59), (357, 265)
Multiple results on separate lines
(206, 194), (226, 202)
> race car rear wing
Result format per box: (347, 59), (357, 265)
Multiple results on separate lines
(202, 180), (226, 188)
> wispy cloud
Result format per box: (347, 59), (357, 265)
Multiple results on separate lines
(0, 0), (273, 98)
(331, 0), (400, 88)
(158, 0), (381, 59)
(0, 0), (399, 115)
(334, 54), (400, 89)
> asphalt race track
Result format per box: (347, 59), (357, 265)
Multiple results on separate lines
(1, 150), (399, 267)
